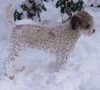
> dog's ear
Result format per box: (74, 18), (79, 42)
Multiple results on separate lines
(70, 15), (80, 30)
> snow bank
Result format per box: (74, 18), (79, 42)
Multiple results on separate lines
(0, 0), (100, 90)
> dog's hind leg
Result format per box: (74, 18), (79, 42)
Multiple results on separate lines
(4, 40), (26, 80)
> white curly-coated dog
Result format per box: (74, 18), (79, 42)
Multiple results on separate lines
(4, 4), (95, 79)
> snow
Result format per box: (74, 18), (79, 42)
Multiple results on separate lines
(0, 0), (100, 90)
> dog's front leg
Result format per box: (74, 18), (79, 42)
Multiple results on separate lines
(56, 53), (68, 71)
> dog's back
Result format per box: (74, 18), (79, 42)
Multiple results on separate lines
(12, 24), (80, 55)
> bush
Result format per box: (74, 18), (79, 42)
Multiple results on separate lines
(14, 0), (47, 21)
(90, 4), (100, 8)
(56, 0), (84, 22)
(14, 0), (84, 22)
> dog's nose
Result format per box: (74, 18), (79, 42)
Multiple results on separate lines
(93, 29), (95, 33)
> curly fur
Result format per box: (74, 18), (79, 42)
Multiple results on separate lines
(4, 4), (95, 79)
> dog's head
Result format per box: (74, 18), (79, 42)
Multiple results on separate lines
(70, 11), (95, 36)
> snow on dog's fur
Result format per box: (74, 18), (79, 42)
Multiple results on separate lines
(4, 4), (95, 79)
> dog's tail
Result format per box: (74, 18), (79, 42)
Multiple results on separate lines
(4, 4), (16, 29)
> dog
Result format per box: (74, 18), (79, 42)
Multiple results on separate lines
(4, 4), (95, 79)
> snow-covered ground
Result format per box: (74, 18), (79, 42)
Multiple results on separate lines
(0, 0), (100, 90)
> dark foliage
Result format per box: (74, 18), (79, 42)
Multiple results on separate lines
(14, 0), (47, 21)
(14, 0), (84, 22)
(56, 0), (84, 22)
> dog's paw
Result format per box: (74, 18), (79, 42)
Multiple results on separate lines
(16, 66), (25, 73)
(5, 72), (15, 80)
(47, 61), (59, 72)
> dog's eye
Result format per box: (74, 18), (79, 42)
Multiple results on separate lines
(85, 24), (90, 29)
